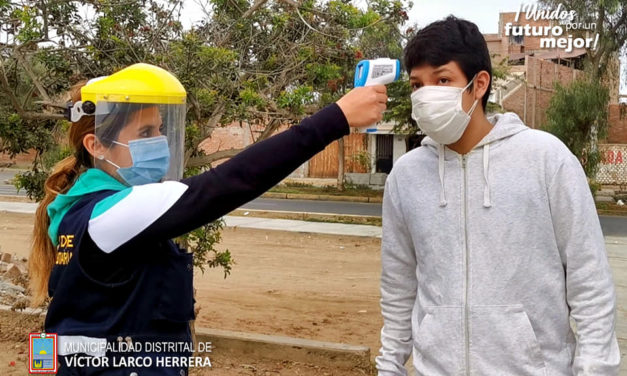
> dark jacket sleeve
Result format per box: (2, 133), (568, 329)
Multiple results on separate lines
(137, 103), (349, 241)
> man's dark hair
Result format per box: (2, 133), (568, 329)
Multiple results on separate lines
(404, 15), (492, 110)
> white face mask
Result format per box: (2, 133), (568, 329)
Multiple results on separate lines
(410, 76), (479, 144)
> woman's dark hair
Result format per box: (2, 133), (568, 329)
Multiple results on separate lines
(404, 15), (492, 110)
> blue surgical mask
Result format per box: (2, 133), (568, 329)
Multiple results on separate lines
(102, 135), (171, 186)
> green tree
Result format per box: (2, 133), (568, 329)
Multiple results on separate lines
(542, 78), (610, 177)
(0, 0), (411, 270)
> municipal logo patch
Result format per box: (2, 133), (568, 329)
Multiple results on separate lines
(29, 332), (57, 374)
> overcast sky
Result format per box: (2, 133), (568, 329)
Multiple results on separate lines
(405, 0), (524, 33)
(181, 0), (626, 95)
(181, 0), (524, 33)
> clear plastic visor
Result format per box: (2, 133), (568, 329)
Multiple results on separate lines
(92, 101), (185, 184)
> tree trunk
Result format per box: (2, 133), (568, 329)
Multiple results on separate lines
(337, 137), (345, 191)
(589, 120), (599, 173)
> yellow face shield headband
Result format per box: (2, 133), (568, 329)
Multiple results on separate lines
(67, 64), (186, 122)
(67, 63), (188, 183)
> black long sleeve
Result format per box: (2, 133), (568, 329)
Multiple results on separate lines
(140, 103), (349, 240)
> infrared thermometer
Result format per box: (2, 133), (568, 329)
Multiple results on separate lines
(354, 58), (401, 87)
(353, 58), (400, 132)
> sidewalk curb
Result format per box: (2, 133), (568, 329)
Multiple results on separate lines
(605, 236), (627, 245)
(261, 192), (287, 199)
(263, 192), (383, 203)
(195, 327), (371, 371)
(0, 194), (33, 203)
(229, 209), (382, 226)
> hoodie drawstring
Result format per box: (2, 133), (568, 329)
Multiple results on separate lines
(438, 144), (447, 207)
(483, 144), (492, 208)
(437, 144), (492, 208)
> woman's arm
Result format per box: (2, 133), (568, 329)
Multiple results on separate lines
(86, 86), (387, 253)
(149, 103), (350, 238)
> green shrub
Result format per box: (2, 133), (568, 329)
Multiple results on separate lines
(542, 79), (609, 178)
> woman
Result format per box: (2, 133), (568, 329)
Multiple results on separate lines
(29, 63), (387, 375)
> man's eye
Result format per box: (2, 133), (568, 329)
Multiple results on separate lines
(411, 83), (422, 90)
(139, 130), (150, 138)
(438, 78), (449, 85)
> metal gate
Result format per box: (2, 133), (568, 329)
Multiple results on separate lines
(376, 135), (393, 174)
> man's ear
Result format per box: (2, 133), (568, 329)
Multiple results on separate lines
(473, 70), (491, 102)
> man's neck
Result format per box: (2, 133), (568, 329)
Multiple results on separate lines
(447, 112), (493, 155)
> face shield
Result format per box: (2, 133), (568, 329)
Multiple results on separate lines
(71, 64), (186, 185)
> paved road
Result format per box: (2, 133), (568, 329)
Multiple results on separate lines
(1, 167), (625, 236)
(602, 216), (627, 237)
(0, 185), (25, 196)
(0, 169), (25, 196)
(0, 169), (24, 183)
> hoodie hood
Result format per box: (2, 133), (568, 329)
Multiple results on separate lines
(47, 168), (126, 246)
(420, 112), (529, 208)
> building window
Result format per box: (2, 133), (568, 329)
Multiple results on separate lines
(509, 33), (524, 45)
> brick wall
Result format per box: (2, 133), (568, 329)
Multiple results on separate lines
(484, 34), (505, 62)
(502, 56), (582, 129)
(501, 57), (625, 142)
(499, 12), (557, 53)
(197, 122), (310, 177)
(198, 124), (251, 162)
(608, 104), (627, 144)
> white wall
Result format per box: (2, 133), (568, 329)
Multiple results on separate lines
(368, 134), (376, 173)
(393, 135), (406, 163)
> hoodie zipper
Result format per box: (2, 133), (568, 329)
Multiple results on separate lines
(461, 155), (470, 375)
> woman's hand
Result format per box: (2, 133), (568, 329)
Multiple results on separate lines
(336, 85), (388, 128)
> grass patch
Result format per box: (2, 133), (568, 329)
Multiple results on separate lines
(596, 202), (627, 216)
(304, 216), (382, 226)
(270, 182), (383, 198)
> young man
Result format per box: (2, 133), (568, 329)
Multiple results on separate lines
(376, 16), (619, 375)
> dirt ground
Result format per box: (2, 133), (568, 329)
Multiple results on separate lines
(0, 212), (383, 375)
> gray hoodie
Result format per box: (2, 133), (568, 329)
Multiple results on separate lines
(376, 112), (620, 375)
